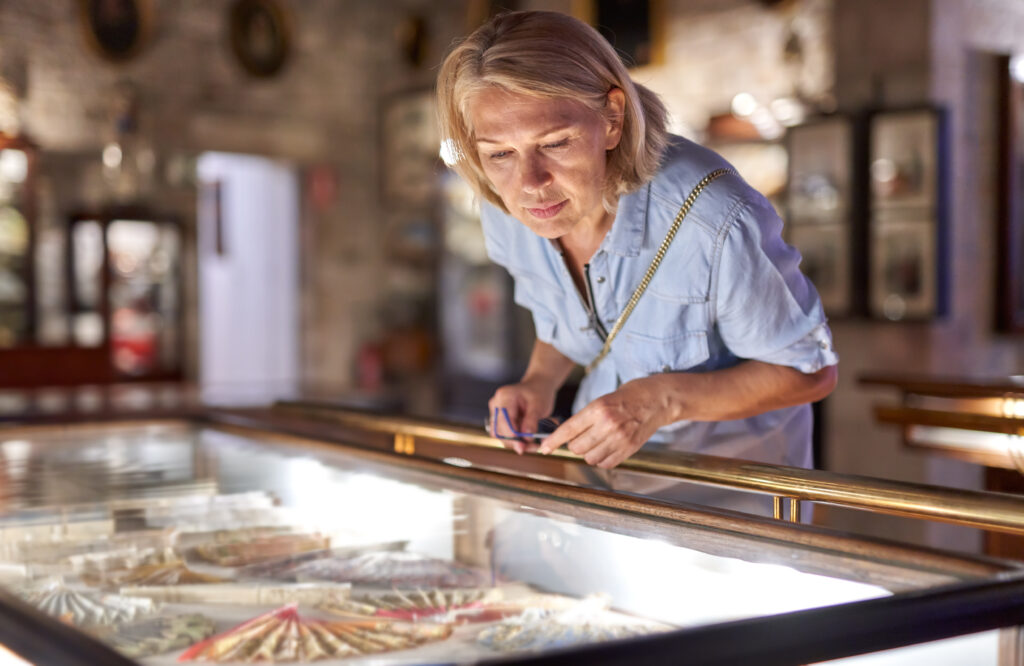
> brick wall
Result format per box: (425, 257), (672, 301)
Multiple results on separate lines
(0, 0), (466, 387)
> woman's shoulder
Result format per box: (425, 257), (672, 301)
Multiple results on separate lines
(646, 135), (771, 235)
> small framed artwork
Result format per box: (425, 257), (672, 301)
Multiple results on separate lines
(996, 54), (1024, 332)
(784, 115), (856, 316)
(228, 0), (291, 78)
(380, 88), (441, 209)
(786, 116), (854, 224)
(79, 0), (152, 62)
(789, 224), (851, 316)
(869, 215), (938, 321)
(869, 108), (940, 212)
(867, 107), (947, 320)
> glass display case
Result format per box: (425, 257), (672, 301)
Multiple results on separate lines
(0, 412), (1023, 665)
(68, 209), (183, 380)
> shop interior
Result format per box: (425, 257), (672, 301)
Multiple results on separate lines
(1, 1), (1024, 663)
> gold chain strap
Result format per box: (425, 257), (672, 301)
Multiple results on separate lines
(584, 168), (733, 375)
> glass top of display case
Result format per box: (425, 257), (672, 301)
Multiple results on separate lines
(0, 418), (1020, 665)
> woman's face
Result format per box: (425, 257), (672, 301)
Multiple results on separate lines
(467, 87), (624, 239)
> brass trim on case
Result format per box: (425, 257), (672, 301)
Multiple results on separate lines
(272, 403), (1024, 536)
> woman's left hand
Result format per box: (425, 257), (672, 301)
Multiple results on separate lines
(538, 377), (670, 468)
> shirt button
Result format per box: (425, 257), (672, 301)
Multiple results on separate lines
(596, 276), (606, 284)
(819, 341), (829, 350)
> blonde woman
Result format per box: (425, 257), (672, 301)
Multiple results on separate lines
(437, 11), (837, 506)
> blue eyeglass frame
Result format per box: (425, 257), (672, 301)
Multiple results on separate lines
(485, 406), (558, 444)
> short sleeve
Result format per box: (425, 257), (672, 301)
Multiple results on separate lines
(478, 202), (557, 345)
(480, 202), (511, 268)
(714, 198), (839, 373)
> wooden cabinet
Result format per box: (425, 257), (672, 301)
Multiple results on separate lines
(68, 207), (183, 381)
(0, 202), (184, 388)
(860, 372), (1024, 558)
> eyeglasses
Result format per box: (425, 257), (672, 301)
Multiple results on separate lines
(485, 406), (559, 444)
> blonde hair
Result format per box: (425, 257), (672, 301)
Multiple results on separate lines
(436, 10), (668, 213)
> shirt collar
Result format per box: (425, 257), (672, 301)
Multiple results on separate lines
(602, 183), (649, 258)
(543, 184), (650, 258)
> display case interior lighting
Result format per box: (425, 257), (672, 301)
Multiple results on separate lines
(280, 457), (457, 559)
(906, 394), (1008, 417)
(865, 376), (1024, 471)
(1001, 397), (1024, 419)
(0, 643), (32, 666)
(490, 509), (889, 629)
(907, 425), (1022, 456)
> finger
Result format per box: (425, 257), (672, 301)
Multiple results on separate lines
(595, 448), (628, 469)
(519, 403), (543, 435)
(487, 396), (525, 454)
(567, 429), (603, 457)
(580, 439), (618, 467)
(538, 414), (592, 455)
(488, 404), (519, 439)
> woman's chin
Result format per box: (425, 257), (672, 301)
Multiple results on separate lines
(517, 213), (573, 239)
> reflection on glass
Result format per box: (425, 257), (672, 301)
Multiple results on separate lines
(71, 220), (104, 347)
(0, 148), (30, 347)
(107, 219), (180, 376)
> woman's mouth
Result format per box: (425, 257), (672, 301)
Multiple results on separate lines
(525, 200), (567, 219)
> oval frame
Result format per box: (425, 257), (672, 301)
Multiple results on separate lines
(79, 0), (153, 63)
(228, 0), (291, 78)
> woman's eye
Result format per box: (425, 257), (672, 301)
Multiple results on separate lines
(543, 139), (569, 150)
(488, 151), (510, 160)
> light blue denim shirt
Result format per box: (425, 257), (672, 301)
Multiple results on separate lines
(481, 135), (838, 469)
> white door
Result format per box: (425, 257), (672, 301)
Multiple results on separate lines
(196, 152), (299, 403)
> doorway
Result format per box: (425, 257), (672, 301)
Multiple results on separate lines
(196, 152), (299, 403)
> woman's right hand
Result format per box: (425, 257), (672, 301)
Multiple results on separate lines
(488, 377), (557, 455)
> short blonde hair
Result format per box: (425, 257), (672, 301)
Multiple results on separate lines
(436, 10), (668, 213)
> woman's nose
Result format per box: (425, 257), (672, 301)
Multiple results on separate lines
(521, 155), (553, 193)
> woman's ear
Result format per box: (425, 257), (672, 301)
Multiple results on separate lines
(605, 88), (626, 150)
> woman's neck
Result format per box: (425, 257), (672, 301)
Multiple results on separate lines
(559, 204), (616, 264)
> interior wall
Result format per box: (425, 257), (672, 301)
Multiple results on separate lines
(0, 0), (467, 389)
(822, 0), (1024, 552)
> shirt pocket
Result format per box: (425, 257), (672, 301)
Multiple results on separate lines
(619, 330), (711, 381)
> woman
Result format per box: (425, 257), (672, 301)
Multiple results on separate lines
(436, 11), (837, 503)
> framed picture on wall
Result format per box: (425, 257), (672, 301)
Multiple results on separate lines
(79, 0), (152, 62)
(867, 107), (947, 320)
(784, 115), (856, 316)
(789, 224), (851, 315)
(996, 54), (1024, 332)
(869, 109), (940, 211)
(868, 215), (938, 321)
(228, 0), (291, 78)
(380, 88), (441, 209)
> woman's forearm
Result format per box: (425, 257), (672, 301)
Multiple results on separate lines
(521, 340), (576, 392)
(649, 361), (837, 424)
